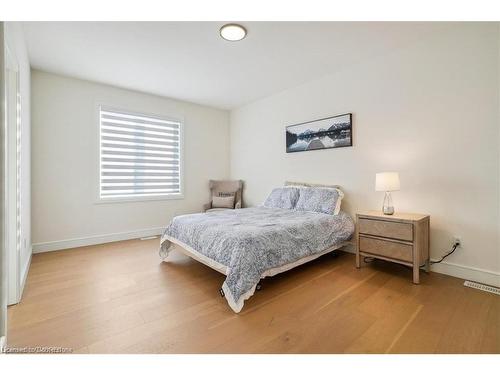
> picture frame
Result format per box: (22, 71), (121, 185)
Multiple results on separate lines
(285, 113), (352, 153)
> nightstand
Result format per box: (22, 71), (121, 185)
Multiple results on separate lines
(355, 211), (430, 284)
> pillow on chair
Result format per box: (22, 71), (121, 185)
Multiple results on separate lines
(263, 187), (300, 209)
(212, 195), (235, 209)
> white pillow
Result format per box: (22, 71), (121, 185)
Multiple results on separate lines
(212, 195), (235, 209)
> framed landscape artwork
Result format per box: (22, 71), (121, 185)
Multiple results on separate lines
(285, 113), (352, 153)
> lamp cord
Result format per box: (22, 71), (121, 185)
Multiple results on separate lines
(429, 243), (459, 265)
(364, 243), (459, 267)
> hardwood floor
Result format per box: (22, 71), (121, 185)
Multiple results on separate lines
(7, 238), (499, 354)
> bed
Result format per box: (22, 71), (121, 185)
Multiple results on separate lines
(159, 183), (355, 313)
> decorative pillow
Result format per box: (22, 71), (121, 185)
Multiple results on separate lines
(295, 187), (344, 215)
(263, 187), (300, 209)
(212, 195), (235, 209)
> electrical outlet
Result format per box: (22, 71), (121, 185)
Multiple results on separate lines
(453, 236), (461, 247)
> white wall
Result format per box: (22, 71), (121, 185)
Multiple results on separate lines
(4, 22), (31, 293)
(0, 21), (7, 346)
(32, 70), (229, 249)
(230, 23), (500, 285)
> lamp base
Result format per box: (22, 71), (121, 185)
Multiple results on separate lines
(383, 206), (395, 215)
(382, 191), (395, 215)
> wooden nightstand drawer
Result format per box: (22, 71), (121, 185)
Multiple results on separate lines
(359, 236), (413, 262)
(358, 218), (413, 241)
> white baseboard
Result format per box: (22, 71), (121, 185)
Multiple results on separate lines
(341, 246), (499, 287)
(6, 250), (32, 306)
(32, 227), (164, 254)
(19, 252), (32, 300)
(430, 260), (499, 287)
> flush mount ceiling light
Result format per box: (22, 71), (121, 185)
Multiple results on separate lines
(220, 23), (247, 41)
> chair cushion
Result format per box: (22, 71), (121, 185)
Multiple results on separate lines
(206, 208), (232, 213)
(212, 195), (235, 209)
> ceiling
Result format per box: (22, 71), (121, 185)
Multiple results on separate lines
(22, 22), (450, 110)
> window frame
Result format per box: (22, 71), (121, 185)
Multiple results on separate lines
(95, 104), (185, 204)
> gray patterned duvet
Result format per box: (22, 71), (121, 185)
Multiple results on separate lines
(159, 207), (354, 312)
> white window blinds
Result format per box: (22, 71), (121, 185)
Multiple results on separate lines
(99, 107), (182, 200)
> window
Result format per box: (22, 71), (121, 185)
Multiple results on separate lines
(99, 107), (182, 201)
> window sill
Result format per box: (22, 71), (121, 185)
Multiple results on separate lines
(95, 193), (184, 204)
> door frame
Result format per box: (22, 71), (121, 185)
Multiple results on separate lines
(4, 42), (21, 306)
(0, 21), (7, 350)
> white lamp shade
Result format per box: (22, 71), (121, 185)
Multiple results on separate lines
(375, 172), (400, 192)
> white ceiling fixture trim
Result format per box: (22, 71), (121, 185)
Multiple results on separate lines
(220, 23), (247, 41)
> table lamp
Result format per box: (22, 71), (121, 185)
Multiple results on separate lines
(375, 172), (400, 215)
